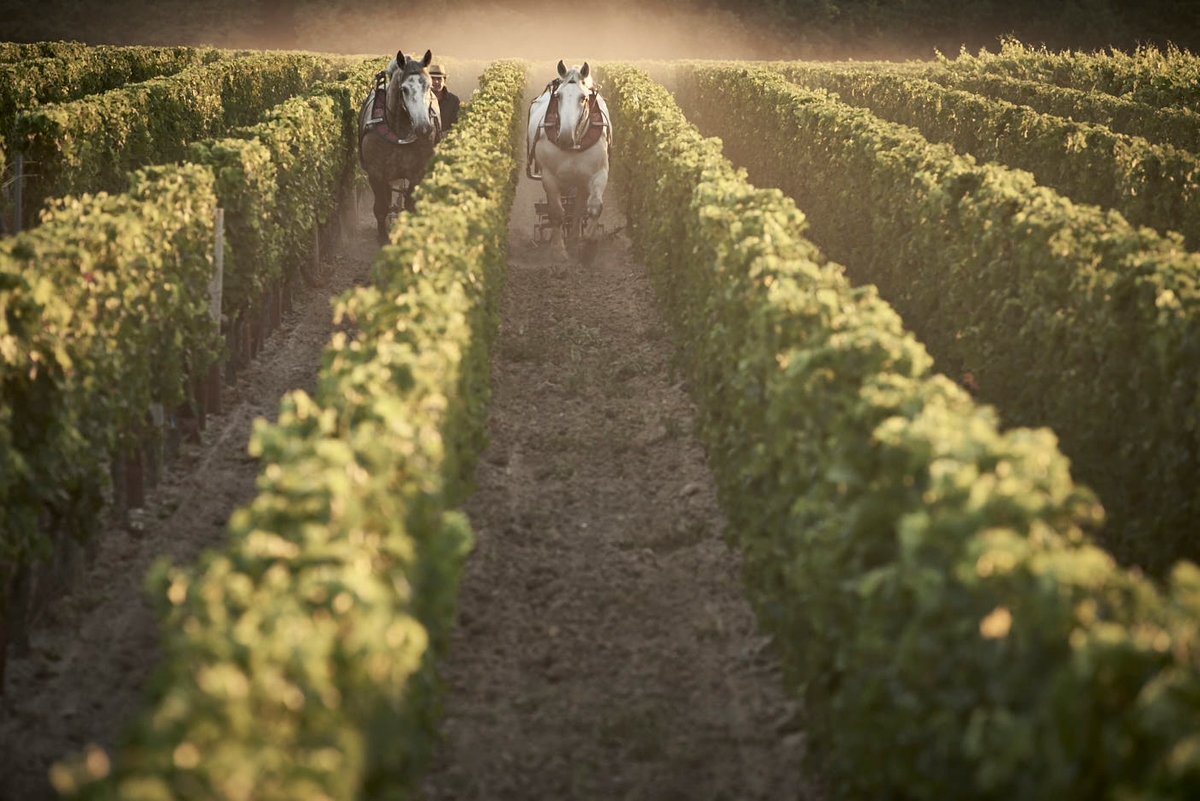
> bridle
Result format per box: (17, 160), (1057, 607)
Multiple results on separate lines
(385, 67), (438, 146)
(541, 78), (600, 151)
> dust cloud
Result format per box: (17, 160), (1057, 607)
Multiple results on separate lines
(0, 0), (930, 62)
(0, 0), (811, 61)
(287, 1), (803, 61)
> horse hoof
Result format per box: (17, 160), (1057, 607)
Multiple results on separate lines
(579, 238), (599, 265)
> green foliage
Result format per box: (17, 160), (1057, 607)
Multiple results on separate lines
(236, 92), (346, 277)
(185, 57), (383, 318)
(776, 64), (1200, 249)
(0, 45), (219, 142)
(0, 163), (220, 567)
(1, 52), (386, 584)
(11, 51), (345, 230)
(944, 37), (1200, 112)
(676, 63), (1200, 576)
(921, 65), (1200, 156)
(187, 137), (280, 316)
(0, 40), (90, 61)
(609, 61), (1200, 800)
(50, 59), (526, 801)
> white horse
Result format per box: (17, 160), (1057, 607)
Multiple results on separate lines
(527, 60), (612, 259)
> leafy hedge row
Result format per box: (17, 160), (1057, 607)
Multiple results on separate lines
(774, 63), (1200, 250)
(12, 51), (351, 230)
(604, 62), (1200, 800)
(0, 165), (221, 568)
(673, 63), (1200, 577)
(2, 44), (217, 203)
(0, 45), (221, 136)
(0, 56), (382, 575)
(0, 43), (219, 233)
(187, 57), (383, 318)
(50, 58), (526, 801)
(921, 64), (1200, 156)
(939, 37), (1200, 113)
(0, 39), (90, 61)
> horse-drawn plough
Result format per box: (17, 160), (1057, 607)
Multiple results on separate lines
(526, 61), (613, 257)
(531, 186), (604, 245)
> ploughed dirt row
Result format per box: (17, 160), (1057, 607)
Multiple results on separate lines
(0, 203), (376, 801)
(419, 150), (816, 799)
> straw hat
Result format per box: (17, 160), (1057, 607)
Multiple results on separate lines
(429, 64), (447, 77)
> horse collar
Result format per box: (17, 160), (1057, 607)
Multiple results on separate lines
(365, 77), (433, 147)
(544, 92), (561, 132)
(543, 89), (608, 152)
(372, 87), (402, 144)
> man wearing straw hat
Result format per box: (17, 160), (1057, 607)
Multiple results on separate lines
(429, 63), (460, 141)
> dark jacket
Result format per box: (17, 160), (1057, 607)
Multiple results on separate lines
(435, 87), (460, 138)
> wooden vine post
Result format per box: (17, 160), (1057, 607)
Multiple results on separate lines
(206, 207), (225, 415)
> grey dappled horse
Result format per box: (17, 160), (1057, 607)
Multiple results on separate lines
(358, 49), (441, 242)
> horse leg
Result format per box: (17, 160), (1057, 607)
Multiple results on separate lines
(573, 179), (603, 266)
(583, 173), (606, 241)
(542, 174), (569, 258)
(369, 174), (392, 242)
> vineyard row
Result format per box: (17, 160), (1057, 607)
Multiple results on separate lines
(2, 42), (1200, 799)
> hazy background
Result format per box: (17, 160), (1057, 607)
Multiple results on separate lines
(0, 0), (1196, 61)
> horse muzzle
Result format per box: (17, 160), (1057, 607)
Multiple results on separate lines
(562, 117), (589, 149)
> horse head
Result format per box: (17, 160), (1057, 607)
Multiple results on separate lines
(387, 48), (438, 141)
(552, 60), (595, 150)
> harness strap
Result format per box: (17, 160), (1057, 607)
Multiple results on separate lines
(539, 91), (610, 151)
(527, 83), (611, 179)
(362, 82), (439, 147)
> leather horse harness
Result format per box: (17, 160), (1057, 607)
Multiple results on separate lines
(361, 69), (440, 150)
(527, 78), (611, 179)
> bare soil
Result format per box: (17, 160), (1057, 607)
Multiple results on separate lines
(0, 158), (818, 801)
(419, 168), (815, 799)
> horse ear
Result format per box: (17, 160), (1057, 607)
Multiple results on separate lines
(396, 50), (405, 65)
(422, 49), (432, 67)
(557, 60), (567, 77)
(580, 62), (590, 79)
